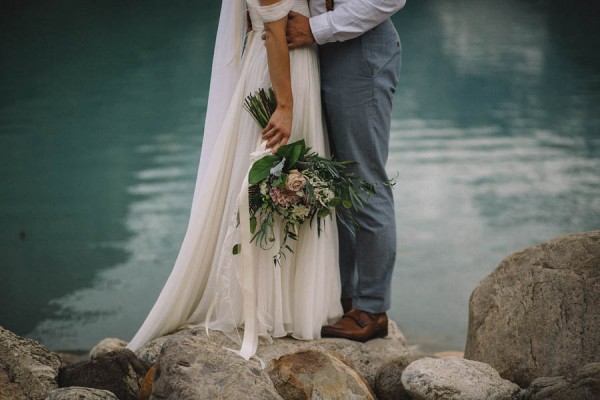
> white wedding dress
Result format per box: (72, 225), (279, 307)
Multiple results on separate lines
(126, 0), (342, 360)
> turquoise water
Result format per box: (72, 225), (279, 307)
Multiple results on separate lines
(1, 0), (599, 352)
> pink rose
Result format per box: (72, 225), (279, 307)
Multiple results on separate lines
(286, 170), (306, 192)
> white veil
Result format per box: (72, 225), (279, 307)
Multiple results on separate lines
(126, 0), (246, 352)
(196, 0), (246, 189)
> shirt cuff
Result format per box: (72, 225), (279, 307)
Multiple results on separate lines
(309, 12), (334, 45)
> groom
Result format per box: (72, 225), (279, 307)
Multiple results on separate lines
(286, 0), (405, 342)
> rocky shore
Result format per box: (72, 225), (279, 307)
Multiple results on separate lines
(1, 231), (598, 399)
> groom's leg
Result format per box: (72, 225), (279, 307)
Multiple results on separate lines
(320, 19), (401, 314)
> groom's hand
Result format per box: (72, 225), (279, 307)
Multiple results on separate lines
(286, 11), (315, 49)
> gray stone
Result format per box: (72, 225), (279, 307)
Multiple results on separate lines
(135, 336), (170, 368)
(150, 334), (282, 400)
(268, 350), (374, 400)
(401, 357), (523, 400)
(525, 362), (600, 400)
(0, 365), (27, 400)
(58, 348), (148, 400)
(90, 338), (128, 359)
(374, 353), (429, 400)
(465, 231), (600, 387)
(135, 319), (410, 388)
(0, 327), (61, 400)
(386, 320), (407, 344)
(45, 386), (119, 400)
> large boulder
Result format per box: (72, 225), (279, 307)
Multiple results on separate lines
(89, 338), (128, 359)
(134, 319), (409, 388)
(58, 348), (148, 400)
(401, 357), (523, 400)
(465, 231), (600, 387)
(373, 353), (430, 400)
(45, 386), (119, 400)
(525, 362), (600, 400)
(150, 334), (282, 399)
(0, 327), (62, 400)
(267, 350), (374, 399)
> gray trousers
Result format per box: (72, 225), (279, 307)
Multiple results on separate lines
(319, 19), (402, 314)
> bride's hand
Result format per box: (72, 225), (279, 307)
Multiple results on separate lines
(262, 106), (292, 153)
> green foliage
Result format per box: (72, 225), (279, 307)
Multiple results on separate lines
(276, 140), (308, 170)
(248, 155), (278, 184)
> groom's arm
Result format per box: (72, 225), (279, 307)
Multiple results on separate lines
(312, 0), (406, 44)
(287, 0), (406, 48)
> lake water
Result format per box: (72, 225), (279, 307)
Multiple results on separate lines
(1, 0), (599, 352)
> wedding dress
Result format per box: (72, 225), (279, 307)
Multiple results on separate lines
(126, 0), (342, 360)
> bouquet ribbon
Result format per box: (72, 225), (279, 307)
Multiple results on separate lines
(238, 173), (259, 360)
(202, 171), (258, 361)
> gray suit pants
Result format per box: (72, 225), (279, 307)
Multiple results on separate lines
(319, 19), (402, 314)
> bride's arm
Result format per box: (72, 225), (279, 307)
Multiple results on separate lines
(259, 0), (293, 153)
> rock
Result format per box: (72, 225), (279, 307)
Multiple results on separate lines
(135, 319), (410, 388)
(150, 334), (282, 399)
(386, 320), (407, 344)
(373, 353), (429, 400)
(55, 351), (88, 366)
(267, 350), (374, 400)
(465, 231), (600, 387)
(299, 336), (409, 388)
(0, 366), (28, 400)
(137, 365), (155, 400)
(90, 338), (128, 359)
(401, 357), (523, 400)
(434, 351), (464, 358)
(45, 386), (119, 400)
(58, 348), (148, 400)
(134, 336), (171, 368)
(0, 327), (62, 400)
(525, 362), (600, 400)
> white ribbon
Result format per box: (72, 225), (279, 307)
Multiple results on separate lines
(202, 170), (257, 361)
(238, 173), (259, 360)
(273, 264), (286, 337)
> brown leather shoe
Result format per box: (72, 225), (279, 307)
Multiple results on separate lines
(321, 308), (388, 342)
(341, 298), (353, 314)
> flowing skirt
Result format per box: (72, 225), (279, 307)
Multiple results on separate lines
(126, 30), (342, 355)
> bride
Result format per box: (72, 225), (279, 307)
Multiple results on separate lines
(126, 0), (342, 360)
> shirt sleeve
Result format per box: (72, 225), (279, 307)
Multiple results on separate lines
(309, 0), (406, 45)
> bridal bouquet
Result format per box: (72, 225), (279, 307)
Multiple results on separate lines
(234, 88), (381, 263)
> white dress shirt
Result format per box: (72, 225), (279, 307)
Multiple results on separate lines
(309, 0), (406, 45)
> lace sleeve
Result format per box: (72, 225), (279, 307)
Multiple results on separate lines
(256, 0), (295, 23)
